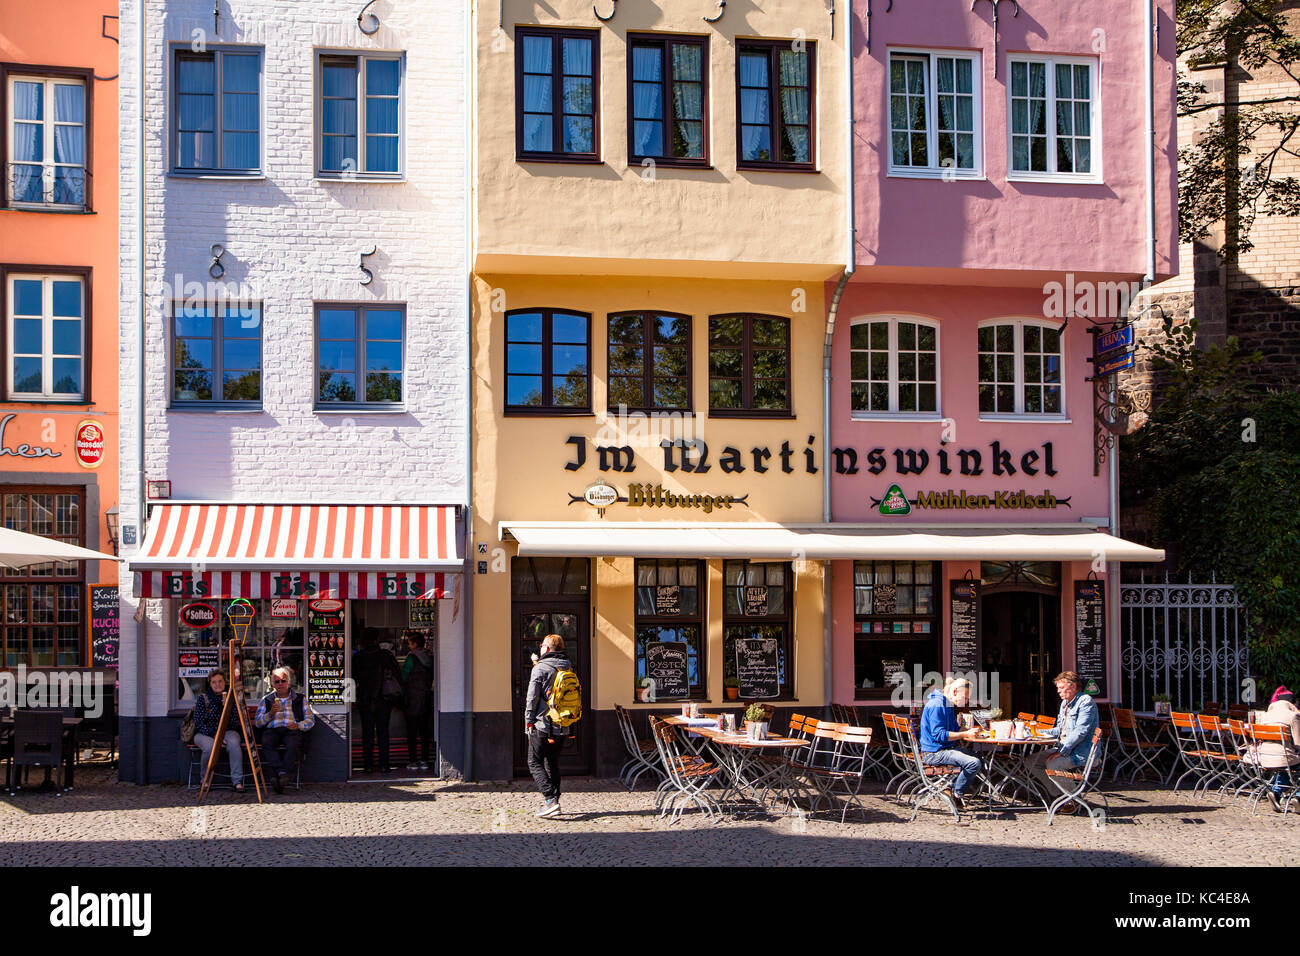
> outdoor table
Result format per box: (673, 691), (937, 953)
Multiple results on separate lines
(969, 733), (1056, 814)
(664, 716), (808, 815)
(1, 715), (83, 791)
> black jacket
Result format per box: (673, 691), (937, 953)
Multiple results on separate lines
(403, 648), (434, 716)
(525, 651), (572, 737)
(354, 646), (400, 706)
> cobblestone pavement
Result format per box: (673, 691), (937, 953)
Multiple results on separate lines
(0, 765), (1291, 866)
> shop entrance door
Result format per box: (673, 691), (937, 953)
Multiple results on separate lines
(981, 591), (1061, 717)
(512, 603), (592, 776)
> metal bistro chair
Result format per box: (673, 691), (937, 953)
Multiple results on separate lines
(880, 712), (921, 800)
(1111, 707), (1169, 782)
(1196, 714), (1241, 799)
(1221, 718), (1262, 804)
(1169, 711), (1216, 795)
(897, 717), (961, 822)
(1044, 726), (1109, 826)
(825, 725), (875, 823)
(9, 709), (66, 796)
(1226, 704), (1250, 722)
(614, 704), (664, 790)
(1249, 723), (1300, 816)
(648, 717), (722, 824)
(793, 720), (847, 815)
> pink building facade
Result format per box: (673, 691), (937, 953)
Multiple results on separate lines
(829, 0), (1177, 715)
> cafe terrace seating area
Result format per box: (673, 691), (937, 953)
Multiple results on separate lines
(614, 700), (1300, 826)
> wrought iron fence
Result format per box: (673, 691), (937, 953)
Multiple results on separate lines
(1121, 572), (1250, 711)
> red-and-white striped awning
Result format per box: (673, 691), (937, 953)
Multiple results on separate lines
(131, 503), (461, 599)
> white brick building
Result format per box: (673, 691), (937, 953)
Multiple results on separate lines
(118, 0), (469, 783)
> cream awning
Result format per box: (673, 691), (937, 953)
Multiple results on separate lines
(500, 522), (1165, 563)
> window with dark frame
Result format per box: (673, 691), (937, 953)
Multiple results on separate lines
(607, 311), (691, 413)
(1, 489), (84, 667)
(172, 47), (261, 174)
(517, 27), (599, 161)
(315, 304), (404, 407)
(504, 308), (591, 413)
(6, 272), (86, 402)
(722, 560), (794, 700)
(852, 560), (940, 700)
(634, 559), (706, 700)
(627, 35), (707, 165)
(5, 69), (90, 209)
(317, 53), (402, 177)
(736, 40), (814, 169)
(708, 313), (790, 415)
(171, 301), (262, 406)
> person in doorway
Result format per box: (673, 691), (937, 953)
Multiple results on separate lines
(919, 676), (985, 811)
(402, 632), (435, 771)
(194, 668), (244, 792)
(354, 629), (400, 773)
(1026, 670), (1100, 814)
(253, 666), (315, 794)
(525, 633), (572, 818)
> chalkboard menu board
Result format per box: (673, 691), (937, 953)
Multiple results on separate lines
(308, 615), (347, 704)
(408, 599), (437, 628)
(90, 586), (119, 669)
(1073, 580), (1107, 698)
(655, 585), (680, 615)
(735, 637), (780, 699)
(949, 580), (980, 674)
(744, 586), (769, 616)
(645, 642), (689, 701)
(874, 584), (897, 615)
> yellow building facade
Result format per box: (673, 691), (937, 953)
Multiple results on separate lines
(471, 0), (847, 777)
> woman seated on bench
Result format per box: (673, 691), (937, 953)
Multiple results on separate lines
(195, 669), (244, 793)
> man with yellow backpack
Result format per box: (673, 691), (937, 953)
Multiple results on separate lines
(524, 633), (582, 817)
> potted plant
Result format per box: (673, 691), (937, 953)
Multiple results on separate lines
(636, 677), (654, 703)
(724, 677), (739, 701)
(1153, 693), (1172, 717)
(744, 702), (769, 740)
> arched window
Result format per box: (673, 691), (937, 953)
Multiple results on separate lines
(848, 316), (940, 416)
(977, 318), (1064, 416)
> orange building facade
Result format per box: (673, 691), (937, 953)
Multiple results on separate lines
(0, 0), (120, 672)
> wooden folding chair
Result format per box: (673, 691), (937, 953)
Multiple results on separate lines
(1045, 727), (1109, 826)
(1169, 711), (1215, 795)
(897, 718), (960, 821)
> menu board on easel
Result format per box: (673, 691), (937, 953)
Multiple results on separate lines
(949, 580), (980, 674)
(307, 601), (346, 704)
(90, 586), (120, 669)
(1073, 580), (1107, 698)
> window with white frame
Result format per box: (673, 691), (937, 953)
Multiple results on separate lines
(318, 54), (403, 177)
(889, 52), (980, 176)
(1008, 57), (1097, 179)
(6, 74), (87, 208)
(849, 317), (939, 416)
(6, 273), (85, 401)
(977, 319), (1063, 415)
(173, 47), (262, 174)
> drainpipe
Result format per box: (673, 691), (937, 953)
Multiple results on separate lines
(822, 0), (857, 715)
(462, 2), (476, 782)
(134, 0), (149, 785)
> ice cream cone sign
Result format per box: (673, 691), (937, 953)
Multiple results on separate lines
(226, 599), (256, 644)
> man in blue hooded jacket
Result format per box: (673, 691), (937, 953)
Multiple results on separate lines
(919, 677), (985, 810)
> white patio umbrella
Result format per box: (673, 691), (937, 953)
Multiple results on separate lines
(0, 526), (118, 570)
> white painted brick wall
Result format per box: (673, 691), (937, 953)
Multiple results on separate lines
(119, 0), (469, 718)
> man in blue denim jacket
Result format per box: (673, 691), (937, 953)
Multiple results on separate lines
(1026, 670), (1099, 814)
(919, 677), (985, 810)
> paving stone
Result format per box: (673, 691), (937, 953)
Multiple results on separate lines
(0, 765), (1291, 866)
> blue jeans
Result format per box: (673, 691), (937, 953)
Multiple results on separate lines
(1272, 770), (1292, 796)
(923, 748), (984, 795)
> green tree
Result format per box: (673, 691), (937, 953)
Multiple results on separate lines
(1177, 0), (1300, 260)
(1123, 319), (1300, 688)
